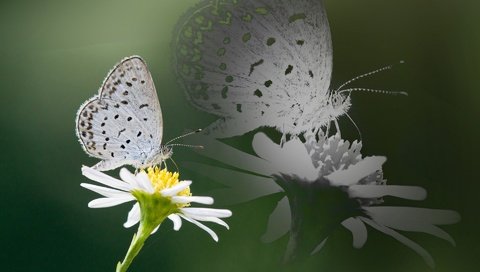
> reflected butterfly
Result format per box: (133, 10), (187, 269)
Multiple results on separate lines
(174, 0), (351, 138)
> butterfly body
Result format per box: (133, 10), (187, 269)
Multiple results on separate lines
(76, 56), (170, 171)
(174, 0), (348, 138)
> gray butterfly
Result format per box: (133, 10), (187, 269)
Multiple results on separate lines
(76, 56), (171, 171)
(174, 0), (351, 138)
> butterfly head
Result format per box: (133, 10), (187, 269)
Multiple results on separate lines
(328, 90), (351, 118)
(149, 129), (203, 168)
(158, 146), (173, 162)
(145, 145), (173, 168)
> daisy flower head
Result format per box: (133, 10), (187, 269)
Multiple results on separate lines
(80, 166), (232, 271)
(187, 133), (459, 267)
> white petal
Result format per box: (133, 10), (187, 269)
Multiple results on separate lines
(186, 162), (282, 205)
(120, 168), (141, 188)
(179, 214), (219, 242)
(187, 134), (274, 176)
(123, 203), (141, 228)
(80, 183), (129, 198)
(171, 196), (214, 205)
(361, 217), (435, 268)
(180, 213), (230, 229)
(161, 180), (192, 197)
(88, 196), (135, 208)
(364, 206), (460, 245)
(81, 166), (131, 191)
(311, 237), (328, 255)
(326, 156), (386, 186)
(261, 197), (291, 243)
(365, 206), (461, 225)
(181, 207), (232, 218)
(348, 185), (427, 200)
(252, 133), (318, 180)
(135, 172), (154, 193)
(341, 217), (368, 248)
(168, 214), (182, 231)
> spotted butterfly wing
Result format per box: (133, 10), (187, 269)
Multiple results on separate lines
(174, 0), (342, 138)
(76, 56), (164, 171)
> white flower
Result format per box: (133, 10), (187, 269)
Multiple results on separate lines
(186, 133), (460, 267)
(80, 166), (232, 242)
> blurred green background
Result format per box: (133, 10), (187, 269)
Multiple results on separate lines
(0, 0), (478, 271)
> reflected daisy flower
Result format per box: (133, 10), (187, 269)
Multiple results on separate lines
(187, 133), (459, 267)
(80, 166), (232, 272)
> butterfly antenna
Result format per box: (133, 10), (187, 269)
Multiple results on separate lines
(335, 61), (404, 92)
(339, 88), (408, 96)
(168, 143), (204, 150)
(165, 129), (202, 145)
(344, 112), (363, 143)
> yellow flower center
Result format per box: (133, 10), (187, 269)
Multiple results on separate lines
(145, 167), (191, 199)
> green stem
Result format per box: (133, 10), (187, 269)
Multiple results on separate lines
(115, 223), (154, 272)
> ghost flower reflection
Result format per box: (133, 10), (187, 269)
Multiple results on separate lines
(187, 133), (460, 267)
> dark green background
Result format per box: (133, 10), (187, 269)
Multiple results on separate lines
(1, 0), (478, 271)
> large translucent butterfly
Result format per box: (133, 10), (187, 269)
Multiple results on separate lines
(174, 0), (351, 138)
(76, 56), (172, 171)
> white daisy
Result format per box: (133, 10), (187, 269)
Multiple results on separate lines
(186, 133), (459, 267)
(80, 166), (232, 272)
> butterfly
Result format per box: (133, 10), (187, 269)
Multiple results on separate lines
(76, 56), (172, 171)
(173, 0), (351, 139)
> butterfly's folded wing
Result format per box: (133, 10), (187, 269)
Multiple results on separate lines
(76, 56), (163, 168)
(174, 0), (332, 135)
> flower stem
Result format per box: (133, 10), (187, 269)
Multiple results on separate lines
(116, 223), (154, 272)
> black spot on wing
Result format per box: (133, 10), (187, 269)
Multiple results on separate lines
(118, 129), (126, 137)
(289, 13), (306, 23)
(249, 59), (264, 76)
(285, 65), (293, 75)
(221, 86), (228, 99)
(254, 89), (263, 97)
(266, 37), (276, 46)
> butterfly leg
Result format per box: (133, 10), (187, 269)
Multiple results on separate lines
(325, 120), (332, 137)
(334, 119), (341, 137)
(280, 133), (287, 147)
(168, 157), (179, 172)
